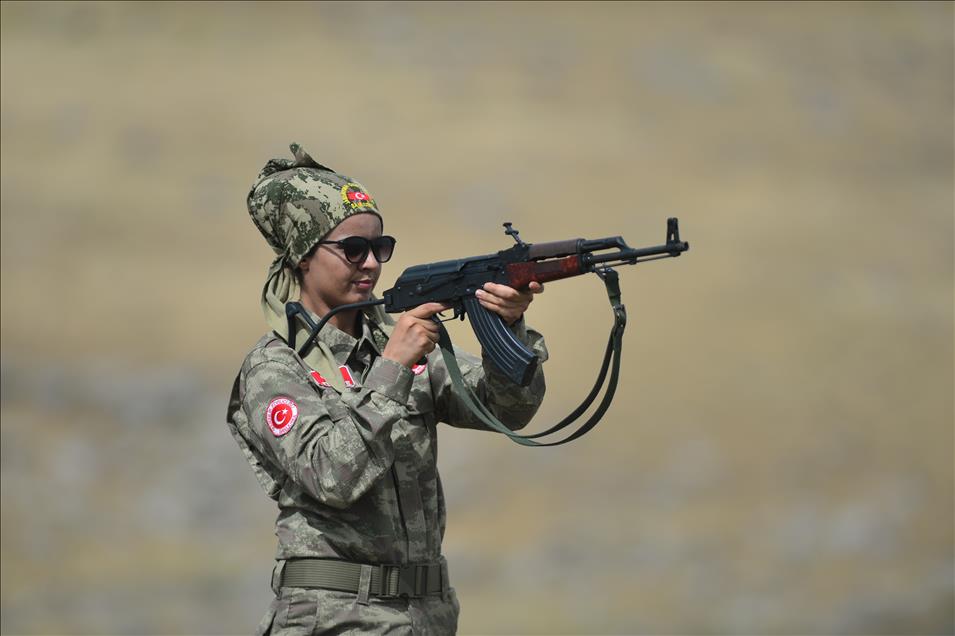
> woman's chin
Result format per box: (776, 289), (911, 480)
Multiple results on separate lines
(347, 289), (374, 304)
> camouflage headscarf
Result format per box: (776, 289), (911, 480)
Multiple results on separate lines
(247, 143), (389, 386)
(247, 143), (383, 336)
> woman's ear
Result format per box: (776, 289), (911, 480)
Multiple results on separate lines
(298, 259), (310, 274)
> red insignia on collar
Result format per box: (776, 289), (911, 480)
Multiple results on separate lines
(339, 365), (356, 388)
(411, 363), (427, 376)
(310, 371), (330, 388)
(266, 397), (298, 436)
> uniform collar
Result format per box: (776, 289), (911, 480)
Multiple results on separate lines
(305, 311), (386, 375)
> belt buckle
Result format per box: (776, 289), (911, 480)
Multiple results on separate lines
(379, 564), (426, 598)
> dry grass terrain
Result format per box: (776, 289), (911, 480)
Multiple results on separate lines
(1, 2), (952, 634)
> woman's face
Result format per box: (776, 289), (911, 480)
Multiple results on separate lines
(298, 213), (384, 316)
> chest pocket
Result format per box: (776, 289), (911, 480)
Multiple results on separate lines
(315, 360), (437, 430)
(321, 391), (352, 423)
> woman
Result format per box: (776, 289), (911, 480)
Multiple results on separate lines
(227, 144), (547, 635)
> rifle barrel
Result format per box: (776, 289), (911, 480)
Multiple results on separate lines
(584, 239), (689, 267)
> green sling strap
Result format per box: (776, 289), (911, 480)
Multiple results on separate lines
(437, 268), (628, 447)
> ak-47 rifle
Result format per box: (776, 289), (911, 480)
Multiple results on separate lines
(286, 218), (689, 446)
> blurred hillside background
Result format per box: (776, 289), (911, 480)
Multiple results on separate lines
(1, 2), (952, 634)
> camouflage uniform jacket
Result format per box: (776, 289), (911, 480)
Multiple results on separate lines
(226, 314), (547, 566)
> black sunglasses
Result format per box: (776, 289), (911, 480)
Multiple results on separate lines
(317, 235), (397, 264)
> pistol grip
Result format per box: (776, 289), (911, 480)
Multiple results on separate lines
(462, 296), (538, 386)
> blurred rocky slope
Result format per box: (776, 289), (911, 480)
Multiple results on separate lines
(1, 2), (952, 634)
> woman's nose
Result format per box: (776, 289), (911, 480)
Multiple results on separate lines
(359, 249), (380, 271)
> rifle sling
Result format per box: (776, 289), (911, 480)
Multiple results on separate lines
(436, 269), (627, 447)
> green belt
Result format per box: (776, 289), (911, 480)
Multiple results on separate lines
(281, 558), (446, 599)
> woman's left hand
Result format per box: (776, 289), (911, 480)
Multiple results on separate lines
(474, 281), (544, 326)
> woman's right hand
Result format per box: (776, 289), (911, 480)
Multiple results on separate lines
(382, 303), (450, 368)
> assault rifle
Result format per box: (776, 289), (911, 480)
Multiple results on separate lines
(286, 218), (689, 446)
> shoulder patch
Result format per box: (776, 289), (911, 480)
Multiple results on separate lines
(266, 397), (299, 436)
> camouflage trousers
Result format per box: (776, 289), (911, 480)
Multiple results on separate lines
(256, 560), (461, 635)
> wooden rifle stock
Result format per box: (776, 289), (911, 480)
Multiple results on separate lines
(505, 255), (585, 288)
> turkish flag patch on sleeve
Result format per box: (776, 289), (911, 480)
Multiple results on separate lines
(266, 397), (299, 436)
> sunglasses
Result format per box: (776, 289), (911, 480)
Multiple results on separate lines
(317, 235), (397, 264)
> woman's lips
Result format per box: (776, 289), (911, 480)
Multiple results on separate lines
(353, 280), (374, 291)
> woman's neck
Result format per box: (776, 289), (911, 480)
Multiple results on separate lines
(300, 296), (360, 338)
